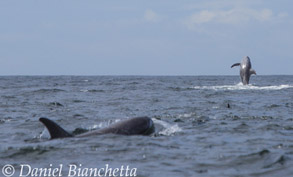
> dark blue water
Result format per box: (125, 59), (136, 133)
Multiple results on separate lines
(0, 76), (293, 177)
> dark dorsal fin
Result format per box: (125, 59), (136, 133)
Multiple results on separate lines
(231, 63), (241, 68)
(39, 118), (73, 139)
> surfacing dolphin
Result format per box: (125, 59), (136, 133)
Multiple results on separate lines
(39, 117), (155, 139)
(231, 56), (256, 85)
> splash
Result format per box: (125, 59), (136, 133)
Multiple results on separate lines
(152, 118), (182, 136)
(192, 84), (293, 91)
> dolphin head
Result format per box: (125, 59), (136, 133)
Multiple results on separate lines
(241, 56), (252, 69)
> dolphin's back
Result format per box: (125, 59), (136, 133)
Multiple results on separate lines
(78, 117), (154, 137)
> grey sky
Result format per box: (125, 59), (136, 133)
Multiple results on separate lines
(0, 0), (292, 75)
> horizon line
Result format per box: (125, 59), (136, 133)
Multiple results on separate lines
(0, 74), (292, 77)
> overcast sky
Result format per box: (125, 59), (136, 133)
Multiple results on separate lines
(0, 0), (292, 75)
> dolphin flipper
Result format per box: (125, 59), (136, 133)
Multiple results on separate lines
(39, 118), (73, 139)
(231, 63), (240, 68)
(250, 69), (256, 75)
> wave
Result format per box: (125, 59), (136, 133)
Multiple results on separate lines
(192, 84), (293, 91)
(30, 88), (66, 94)
(80, 89), (105, 93)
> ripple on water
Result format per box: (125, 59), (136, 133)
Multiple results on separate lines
(2, 146), (58, 159)
(31, 88), (66, 94)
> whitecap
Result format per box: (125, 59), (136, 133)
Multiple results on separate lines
(178, 113), (196, 118)
(80, 89), (89, 92)
(192, 84), (293, 91)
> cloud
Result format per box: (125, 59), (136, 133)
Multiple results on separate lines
(144, 9), (161, 22)
(185, 8), (287, 29)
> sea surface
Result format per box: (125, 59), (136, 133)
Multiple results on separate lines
(0, 75), (293, 177)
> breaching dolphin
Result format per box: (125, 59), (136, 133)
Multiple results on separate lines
(231, 56), (256, 85)
(39, 117), (155, 139)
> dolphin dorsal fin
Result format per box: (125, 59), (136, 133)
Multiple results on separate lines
(39, 118), (73, 139)
(231, 63), (241, 68)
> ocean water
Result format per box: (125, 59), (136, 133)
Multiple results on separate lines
(0, 75), (293, 177)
